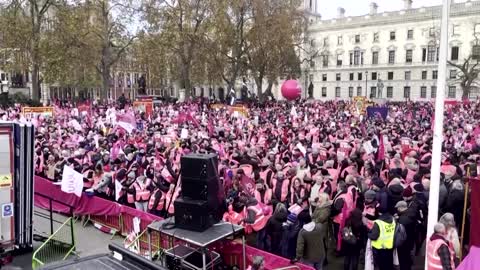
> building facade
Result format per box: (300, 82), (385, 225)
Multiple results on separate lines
(302, 0), (480, 101)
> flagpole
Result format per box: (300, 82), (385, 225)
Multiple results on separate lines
(426, 0), (450, 268)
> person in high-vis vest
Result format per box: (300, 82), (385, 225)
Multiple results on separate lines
(368, 206), (396, 270)
(426, 223), (455, 270)
(127, 176), (153, 212)
(244, 198), (270, 250)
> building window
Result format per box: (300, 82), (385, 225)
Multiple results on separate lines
(432, 70), (438, 79)
(321, 87), (327, 97)
(349, 53), (353, 65)
(427, 45), (437, 62)
(353, 50), (361, 65)
(336, 73), (341, 81)
(355, 35), (360, 43)
(388, 71), (394, 80)
(348, 87), (354, 97)
(310, 60), (315, 68)
(406, 49), (413, 63)
(370, 87), (377, 98)
(390, 31), (396, 40)
(449, 70), (457, 79)
(421, 86), (427, 98)
(452, 25), (460, 36)
(404, 86), (411, 99)
(322, 74), (327, 81)
(372, 51), (379, 65)
(335, 87), (341, 97)
(472, 45), (480, 60)
(387, 87), (393, 98)
(421, 70), (427, 80)
(448, 86), (456, 98)
(349, 73), (354, 81)
(358, 72), (363, 81)
(451, 46), (459, 61)
(357, 87), (362, 96)
(338, 35), (343, 45)
(388, 50), (395, 64)
(373, 32), (379, 42)
(322, 55), (329, 67)
(371, 72), (377, 81)
(407, 29), (414, 39)
(431, 86), (437, 98)
(337, 55), (343, 66)
(422, 48), (426, 62)
(405, 71), (411, 80)
(0, 73), (5, 81)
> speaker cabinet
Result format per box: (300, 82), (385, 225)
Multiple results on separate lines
(180, 153), (218, 179)
(174, 198), (213, 232)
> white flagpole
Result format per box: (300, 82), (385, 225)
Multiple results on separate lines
(426, 0), (450, 267)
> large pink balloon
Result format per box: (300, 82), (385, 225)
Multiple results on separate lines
(281, 80), (302, 101)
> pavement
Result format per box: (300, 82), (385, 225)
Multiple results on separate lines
(8, 207), (425, 270)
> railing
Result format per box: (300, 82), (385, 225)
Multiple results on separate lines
(32, 217), (76, 269)
(273, 266), (301, 270)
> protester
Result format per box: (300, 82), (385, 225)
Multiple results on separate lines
(294, 212), (327, 270)
(426, 223), (456, 270)
(368, 205), (396, 270)
(17, 97), (475, 269)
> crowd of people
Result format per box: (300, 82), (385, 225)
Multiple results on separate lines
(3, 97), (473, 270)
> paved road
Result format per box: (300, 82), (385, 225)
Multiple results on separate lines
(10, 208), (124, 270)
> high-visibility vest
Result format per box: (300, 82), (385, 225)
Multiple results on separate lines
(362, 204), (376, 230)
(244, 204), (268, 232)
(426, 238), (455, 270)
(271, 178), (289, 202)
(147, 189), (165, 211)
(254, 189), (272, 205)
(133, 180), (151, 201)
(259, 169), (273, 188)
(371, 220), (396, 250)
(332, 186), (356, 224)
(405, 168), (416, 184)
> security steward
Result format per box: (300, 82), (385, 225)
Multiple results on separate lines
(368, 206), (396, 270)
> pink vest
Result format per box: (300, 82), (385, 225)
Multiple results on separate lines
(244, 204), (269, 233)
(426, 238), (455, 270)
(272, 178), (290, 202)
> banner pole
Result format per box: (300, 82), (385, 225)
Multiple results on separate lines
(425, 0), (451, 268)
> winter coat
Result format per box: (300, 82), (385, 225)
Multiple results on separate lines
(296, 222), (328, 263)
(387, 184), (404, 214)
(312, 201), (332, 224)
(375, 187), (389, 212)
(397, 210), (416, 249)
(266, 210), (288, 255)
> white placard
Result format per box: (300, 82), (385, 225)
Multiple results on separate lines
(61, 165), (84, 198)
(181, 128), (188, 139)
(296, 143), (307, 156)
(115, 180), (123, 201)
(133, 217), (141, 233)
(363, 141), (374, 155)
(2, 203), (13, 218)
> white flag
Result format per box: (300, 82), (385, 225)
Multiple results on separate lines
(61, 165), (84, 198)
(290, 106), (298, 118)
(181, 128), (189, 139)
(117, 121), (135, 134)
(115, 180), (123, 201)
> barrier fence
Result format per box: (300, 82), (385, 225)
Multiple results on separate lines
(32, 217), (76, 269)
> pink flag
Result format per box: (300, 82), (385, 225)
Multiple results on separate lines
(377, 134), (385, 161)
(240, 175), (255, 196)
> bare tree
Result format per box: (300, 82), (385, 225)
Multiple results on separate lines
(448, 55), (480, 98)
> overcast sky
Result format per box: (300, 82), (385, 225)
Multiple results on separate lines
(318, 0), (468, 19)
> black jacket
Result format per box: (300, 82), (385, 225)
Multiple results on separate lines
(387, 184), (404, 214)
(266, 210), (288, 254)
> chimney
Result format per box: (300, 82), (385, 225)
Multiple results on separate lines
(403, 0), (412, 9)
(337, 7), (345, 18)
(369, 2), (378, 14)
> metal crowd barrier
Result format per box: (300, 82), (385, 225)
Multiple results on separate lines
(32, 217), (76, 269)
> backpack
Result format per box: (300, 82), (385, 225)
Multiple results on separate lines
(393, 222), (407, 248)
(342, 226), (358, 245)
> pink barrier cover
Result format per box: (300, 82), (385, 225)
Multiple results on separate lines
(34, 176), (161, 222)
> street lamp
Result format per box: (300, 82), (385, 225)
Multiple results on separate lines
(365, 71), (368, 98)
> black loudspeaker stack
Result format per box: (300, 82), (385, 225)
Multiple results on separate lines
(174, 153), (224, 232)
